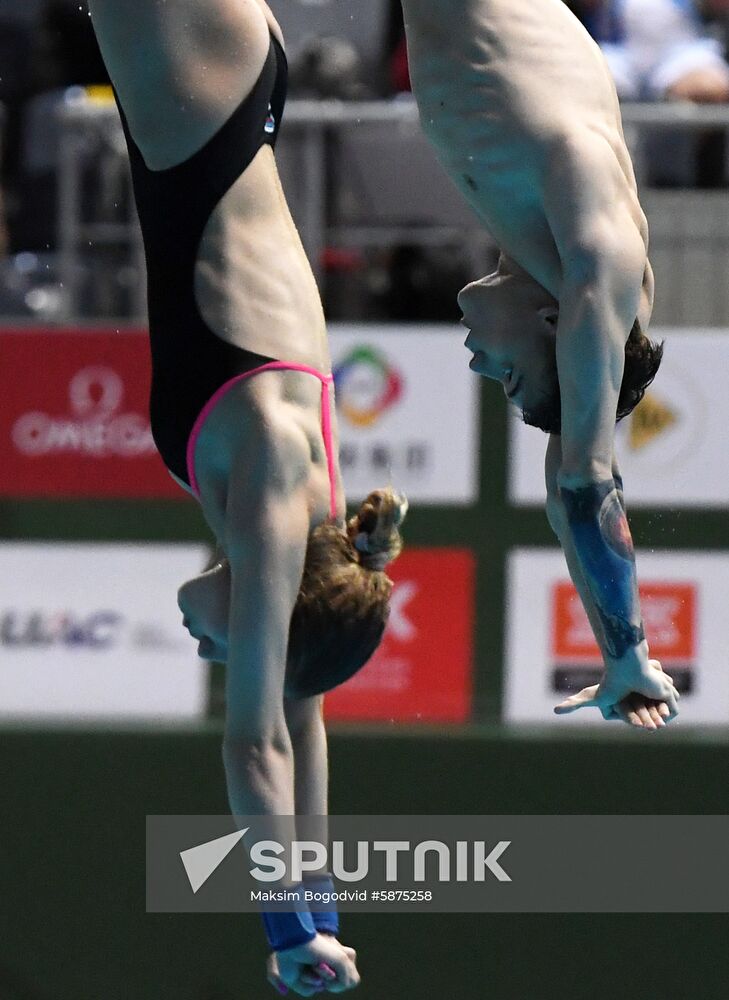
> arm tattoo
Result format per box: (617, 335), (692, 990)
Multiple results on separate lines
(560, 479), (645, 660)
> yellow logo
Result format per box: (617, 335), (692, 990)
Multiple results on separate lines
(629, 392), (677, 451)
(84, 85), (114, 106)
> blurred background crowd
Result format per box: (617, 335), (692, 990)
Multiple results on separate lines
(1, 0), (729, 324)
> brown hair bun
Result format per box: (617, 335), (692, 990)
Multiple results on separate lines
(286, 486), (408, 697)
(346, 488), (408, 572)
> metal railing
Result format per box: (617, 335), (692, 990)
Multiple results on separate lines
(55, 94), (729, 322)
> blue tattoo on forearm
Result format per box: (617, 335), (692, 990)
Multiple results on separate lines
(560, 479), (645, 660)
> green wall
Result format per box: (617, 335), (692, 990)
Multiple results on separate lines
(1, 724), (728, 999)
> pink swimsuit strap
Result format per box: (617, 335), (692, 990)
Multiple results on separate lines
(186, 361), (337, 519)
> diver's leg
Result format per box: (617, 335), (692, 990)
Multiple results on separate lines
(87, 0), (272, 169)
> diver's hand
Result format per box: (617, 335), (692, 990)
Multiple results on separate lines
(554, 657), (679, 730)
(267, 934), (359, 995)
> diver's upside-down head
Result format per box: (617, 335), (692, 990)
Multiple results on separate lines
(459, 271), (664, 434)
(177, 487), (409, 698)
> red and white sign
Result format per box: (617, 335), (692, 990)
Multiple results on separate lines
(552, 581), (697, 664)
(505, 548), (729, 725)
(0, 328), (183, 498)
(324, 548), (475, 723)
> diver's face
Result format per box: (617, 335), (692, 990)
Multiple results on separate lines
(177, 561), (230, 662)
(458, 273), (558, 413)
(176, 559), (299, 697)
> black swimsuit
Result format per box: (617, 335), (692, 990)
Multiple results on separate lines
(114, 34), (288, 487)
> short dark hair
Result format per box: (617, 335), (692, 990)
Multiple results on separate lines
(522, 319), (665, 434)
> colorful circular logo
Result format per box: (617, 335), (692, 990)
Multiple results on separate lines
(333, 346), (404, 427)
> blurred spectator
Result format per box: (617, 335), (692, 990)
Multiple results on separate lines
(14, 0), (109, 252)
(269, 0), (390, 99)
(573, 1), (729, 185)
(289, 36), (370, 99)
(582, 0), (729, 101)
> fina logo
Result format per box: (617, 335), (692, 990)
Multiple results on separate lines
(12, 366), (156, 458)
(333, 346), (404, 427)
(264, 103), (276, 134)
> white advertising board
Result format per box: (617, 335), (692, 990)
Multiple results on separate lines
(330, 326), (480, 505)
(505, 547), (729, 725)
(0, 542), (210, 720)
(508, 330), (729, 507)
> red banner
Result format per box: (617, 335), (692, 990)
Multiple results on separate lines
(324, 548), (475, 723)
(552, 580), (697, 664)
(0, 328), (184, 498)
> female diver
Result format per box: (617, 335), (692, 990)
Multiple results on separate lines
(88, 0), (406, 992)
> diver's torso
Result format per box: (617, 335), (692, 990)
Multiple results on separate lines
(402, 0), (644, 296)
(118, 31), (329, 484)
